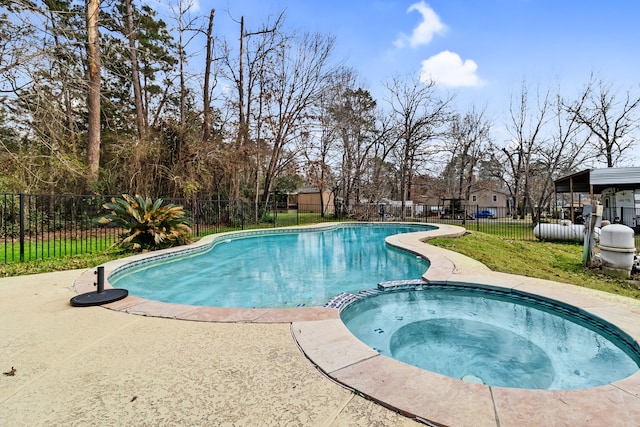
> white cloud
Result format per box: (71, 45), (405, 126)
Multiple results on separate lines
(394, 1), (446, 48)
(419, 51), (485, 88)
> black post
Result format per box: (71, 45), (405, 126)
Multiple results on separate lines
(241, 201), (245, 230)
(96, 266), (105, 293)
(193, 197), (200, 237)
(475, 205), (480, 232)
(273, 201), (277, 228)
(19, 193), (24, 262)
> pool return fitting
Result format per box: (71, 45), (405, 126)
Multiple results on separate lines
(70, 266), (128, 307)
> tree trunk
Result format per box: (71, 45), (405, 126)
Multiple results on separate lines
(86, 0), (101, 189)
(202, 9), (215, 143)
(125, 0), (145, 141)
(229, 16), (246, 202)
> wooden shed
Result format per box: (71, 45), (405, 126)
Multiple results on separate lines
(296, 187), (335, 214)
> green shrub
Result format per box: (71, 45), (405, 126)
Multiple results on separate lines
(99, 194), (192, 251)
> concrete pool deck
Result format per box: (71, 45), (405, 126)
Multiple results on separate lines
(0, 270), (418, 426)
(2, 223), (640, 425)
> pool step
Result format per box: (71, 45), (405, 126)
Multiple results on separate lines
(324, 280), (428, 310)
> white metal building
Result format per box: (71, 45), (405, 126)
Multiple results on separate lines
(592, 168), (640, 227)
(555, 167), (640, 229)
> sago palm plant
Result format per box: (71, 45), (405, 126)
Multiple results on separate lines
(99, 194), (192, 251)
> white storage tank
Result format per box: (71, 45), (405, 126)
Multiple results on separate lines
(533, 222), (599, 243)
(599, 224), (636, 278)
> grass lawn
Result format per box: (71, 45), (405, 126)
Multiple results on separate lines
(430, 231), (640, 300)
(0, 249), (125, 277)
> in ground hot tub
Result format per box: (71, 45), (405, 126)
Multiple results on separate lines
(340, 282), (640, 390)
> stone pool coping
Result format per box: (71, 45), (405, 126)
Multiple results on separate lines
(73, 223), (640, 426)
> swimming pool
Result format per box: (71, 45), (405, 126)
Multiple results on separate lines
(340, 283), (640, 390)
(108, 223), (433, 308)
(75, 223), (640, 425)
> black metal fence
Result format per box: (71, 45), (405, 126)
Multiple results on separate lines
(0, 194), (342, 263)
(352, 203), (553, 241)
(1, 194), (119, 264)
(1, 193), (623, 264)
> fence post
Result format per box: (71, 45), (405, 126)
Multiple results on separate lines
(19, 193), (25, 262)
(273, 201), (277, 228)
(537, 206), (542, 225)
(193, 196), (200, 237)
(475, 205), (480, 232)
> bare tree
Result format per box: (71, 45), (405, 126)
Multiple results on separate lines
(493, 81), (552, 220)
(565, 75), (640, 167)
(301, 71), (343, 216)
(202, 8), (215, 143)
(384, 74), (451, 219)
(0, 1), (97, 192)
(220, 13), (283, 202)
(445, 107), (491, 207)
(258, 31), (336, 204)
(335, 87), (379, 206)
(303, 67), (386, 215)
(169, 0), (202, 129)
(532, 91), (592, 217)
(316, 69), (380, 208)
(124, 0), (145, 141)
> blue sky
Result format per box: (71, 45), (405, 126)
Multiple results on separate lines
(201, 1), (639, 99)
(187, 0), (640, 164)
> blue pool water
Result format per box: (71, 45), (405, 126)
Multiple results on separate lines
(109, 223), (433, 308)
(340, 284), (640, 390)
